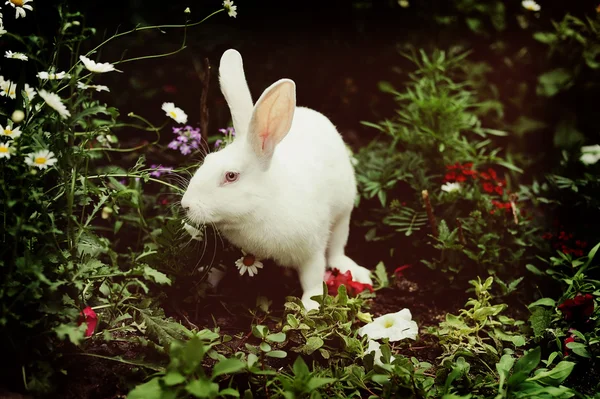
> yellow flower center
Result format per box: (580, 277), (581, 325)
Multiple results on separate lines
(10, 0), (24, 6)
(0, 147), (8, 153)
(4, 129), (12, 135)
(169, 111), (177, 118)
(383, 319), (395, 329)
(34, 157), (47, 165)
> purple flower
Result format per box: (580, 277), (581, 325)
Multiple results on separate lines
(177, 135), (189, 143)
(168, 140), (180, 150)
(180, 144), (191, 155)
(214, 139), (223, 149)
(173, 127), (183, 134)
(150, 164), (173, 177)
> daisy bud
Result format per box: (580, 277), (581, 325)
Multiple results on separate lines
(101, 206), (113, 219)
(11, 110), (25, 123)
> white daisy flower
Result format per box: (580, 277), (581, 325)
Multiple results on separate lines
(521, 0), (540, 11)
(358, 309), (418, 342)
(580, 144), (600, 165)
(441, 182), (462, 193)
(161, 102), (188, 124)
(5, 50), (28, 61)
(25, 149), (58, 170)
(79, 55), (119, 73)
(0, 141), (12, 159)
(234, 252), (263, 277)
(223, 0), (237, 18)
(23, 83), (36, 102)
(5, 0), (34, 19)
(77, 81), (110, 92)
(37, 90), (71, 119)
(37, 70), (71, 80)
(0, 79), (17, 99)
(0, 122), (22, 139)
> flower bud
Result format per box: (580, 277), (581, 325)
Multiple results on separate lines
(11, 110), (25, 123)
(101, 206), (113, 219)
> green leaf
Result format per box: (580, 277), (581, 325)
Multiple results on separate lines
(163, 371), (186, 386)
(565, 342), (591, 358)
(302, 336), (324, 355)
(127, 378), (164, 399)
(514, 347), (541, 376)
(186, 379), (219, 398)
(266, 350), (287, 358)
(259, 342), (272, 352)
(537, 68), (573, 97)
(528, 298), (556, 308)
(526, 264), (544, 275)
(212, 358), (246, 378)
(143, 265), (172, 285)
(54, 323), (86, 346)
(266, 332), (286, 343)
(496, 354), (515, 391)
(306, 377), (336, 391)
(528, 307), (553, 338)
(219, 388), (241, 397)
(138, 308), (191, 347)
(374, 262), (389, 288)
(527, 361), (575, 385)
(292, 356), (309, 378)
(533, 32), (558, 44)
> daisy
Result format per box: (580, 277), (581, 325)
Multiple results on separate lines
(77, 81), (110, 92)
(25, 149), (58, 170)
(521, 0), (541, 11)
(0, 79), (17, 99)
(0, 122), (22, 139)
(23, 83), (36, 102)
(5, 0), (34, 19)
(5, 50), (28, 61)
(37, 90), (71, 119)
(234, 252), (263, 277)
(37, 70), (71, 80)
(223, 0), (237, 18)
(441, 182), (462, 193)
(161, 102), (188, 124)
(0, 142), (12, 159)
(79, 55), (119, 73)
(358, 309), (418, 342)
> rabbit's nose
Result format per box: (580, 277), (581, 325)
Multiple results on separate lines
(181, 196), (191, 211)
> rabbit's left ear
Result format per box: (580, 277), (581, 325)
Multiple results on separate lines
(248, 79), (296, 160)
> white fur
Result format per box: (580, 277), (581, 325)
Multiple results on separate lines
(181, 49), (372, 310)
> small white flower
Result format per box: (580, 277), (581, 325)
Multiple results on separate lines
(25, 149), (58, 170)
(182, 221), (204, 241)
(161, 102), (188, 124)
(0, 122), (22, 139)
(0, 141), (12, 159)
(5, 0), (34, 19)
(77, 81), (110, 92)
(5, 50), (28, 61)
(364, 339), (394, 366)
(441, 182), (462, 193)
(0, 79), (17, 99)
(521, 0), (540, 11)
(580, 144), (600, 165)
(23, 83), (36, 102)
(234, 252), (264, 277)
(37, 90), (71, 119)
(79, 55), (119, 73)
(358, 309), (419, 342)
(398, 0), (409, 8)
(223, 0), (237, 18)
(184, 7), (191, 14)
(37, 70), (71, 80)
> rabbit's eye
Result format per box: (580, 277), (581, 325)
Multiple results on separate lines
(225, 171), (239, 183)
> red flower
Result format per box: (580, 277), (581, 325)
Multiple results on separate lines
(445, 162), (461, 170)
(482, 182), (495, 193)
(456, 174), (467, 182)
(160, 198), (169, 206)
(564, 335), (576, 356)
(479, 171), (491, 180)
(494, 185), (504, 195)
(542, 232), (553, 240)
(462, 168), (477, 176)
(394, 264), (411, 278)
(487, 168), (497, 180)
(462, 162), (473, 169)
(324, 269), (373, 297)
(78, 306), (98, 337)
(444, 172), (457, 182)
(558, 294), (595, 322)
(576, 240), (588, 248)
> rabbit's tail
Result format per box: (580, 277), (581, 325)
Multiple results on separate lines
(219, 49), (253, 139)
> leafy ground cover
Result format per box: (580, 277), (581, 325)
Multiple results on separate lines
(1, 0), (600, 398)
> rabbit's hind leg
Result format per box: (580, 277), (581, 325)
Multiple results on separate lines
(326, 211), (373, 284)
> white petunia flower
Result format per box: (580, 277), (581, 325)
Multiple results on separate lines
(23, 83), (36, 102)
(0, 122), (22, 139)
(441, 182), (462, 193)
(5, 50), (28, 61)
(79, 55), (119, 73)
(161, 102), (188, 124)
(358, 309), (418, 342)
(25, 149), (57, 170)
(521, 0), (540, 11)
(0, 79), (17, 99)
(5, 0), (34, 19)
(77, 81), (110, 92)
(182, 221), (204, 241)
(580, 144), (600, 165)
(37, 70), (71, 80)
(234, 252), (263, 277)
(0, 141), (12, 159)
(364, 339), (395, 366)
(37, 90), (71, 119)
(223, 0), (237, 18)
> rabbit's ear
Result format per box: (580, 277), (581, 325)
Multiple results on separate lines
(248, 79), (296, 160)
(219, 49), (253, 139)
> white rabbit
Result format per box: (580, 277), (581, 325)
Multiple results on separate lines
(181, 49), (372, 310)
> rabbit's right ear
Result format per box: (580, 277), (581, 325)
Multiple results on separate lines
(219, 49), (253, 139)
